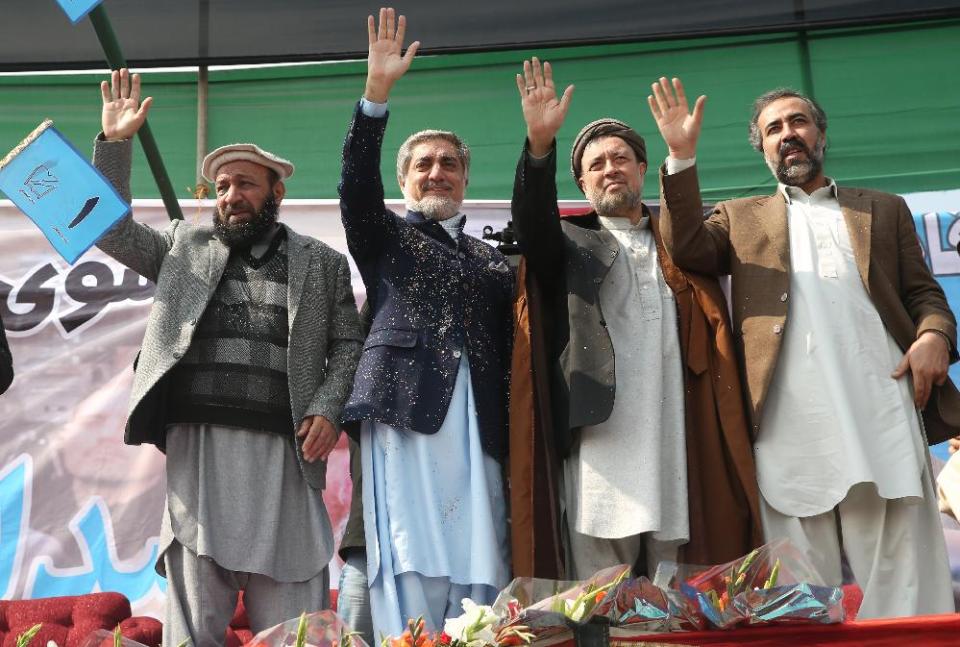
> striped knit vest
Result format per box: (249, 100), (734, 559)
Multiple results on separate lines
(167, 233), (294, 435)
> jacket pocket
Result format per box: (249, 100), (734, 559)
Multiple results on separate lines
(363, 328), (419, 350)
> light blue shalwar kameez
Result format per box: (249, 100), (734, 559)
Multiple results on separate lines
(361, 355), (510, 637)
(359, 214), (510, 638)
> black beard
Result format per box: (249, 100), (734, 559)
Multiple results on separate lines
(212, 196), (279, 248)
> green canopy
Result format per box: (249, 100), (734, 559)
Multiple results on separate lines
(1, 19), (957, 203)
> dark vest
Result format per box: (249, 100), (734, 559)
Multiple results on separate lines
(167, 235), (293, 435)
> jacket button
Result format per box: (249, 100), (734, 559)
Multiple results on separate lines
(457, 252), (466, 260)
(593, 277), (602, 284)
(461, 282), (469, 291)
(773, 324), (783, 334)
(780, 293), (788, 302)
(452, 349), (462, 358)
(599, 319), (606, 327)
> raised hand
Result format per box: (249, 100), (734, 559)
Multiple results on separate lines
(100, 68), (152, 142)
(364, 7), (420, 103)
(516, 57), (574, 158)
(648, 77), (705, 160)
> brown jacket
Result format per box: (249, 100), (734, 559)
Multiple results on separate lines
(659, 165), (960, 444)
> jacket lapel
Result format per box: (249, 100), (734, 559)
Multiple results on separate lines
(207, 236), (230, 298)
(839, 188), (872, 292)
(759, 192), (790, 273)
(651, 213), (688, 294)
(579, 212), (619, 275)
(286, 226), (314, 330)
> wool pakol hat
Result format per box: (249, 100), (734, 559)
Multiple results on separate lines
(201, 143), (295, 182)
(570, 118), (647, 193)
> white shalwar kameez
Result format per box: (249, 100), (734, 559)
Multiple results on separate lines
(755, 181), (954, 618)
(564, 214), (688, 579)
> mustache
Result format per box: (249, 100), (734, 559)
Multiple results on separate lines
(221, 202), (254, 218)
(779, 138), (810, 157)
(420, 180), (453, 192)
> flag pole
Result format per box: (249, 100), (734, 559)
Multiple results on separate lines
(88, 5), (184, 220)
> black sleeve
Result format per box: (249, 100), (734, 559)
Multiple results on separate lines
(510, 142), (567, 290)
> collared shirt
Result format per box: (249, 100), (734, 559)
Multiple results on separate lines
(438, 213), (466, 238)
(754, 180), (926, 516)
(565, 214), (688, 541)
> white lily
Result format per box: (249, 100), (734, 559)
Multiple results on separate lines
(442, 599), (499, 647)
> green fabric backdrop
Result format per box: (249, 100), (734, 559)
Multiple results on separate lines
(1, 19), (957, 203)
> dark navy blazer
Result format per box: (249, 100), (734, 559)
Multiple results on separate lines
(338, 104), (513, 460)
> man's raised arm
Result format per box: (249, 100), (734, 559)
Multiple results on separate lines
(338, 7), (419, 260)
(651, 77), (732, 277)
(93, 68), (176, 283)
(363, 7), (418, 105)
(510, 57), (574, 283)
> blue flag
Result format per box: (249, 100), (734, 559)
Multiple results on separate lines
(54, 0), (104, 24)
(0, 121), (130, 264)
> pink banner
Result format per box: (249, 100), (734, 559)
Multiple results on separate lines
(4, 193), (959, 617)
(0, 199), (511, 618)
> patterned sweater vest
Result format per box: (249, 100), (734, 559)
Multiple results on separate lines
(167, 234), (294, 435)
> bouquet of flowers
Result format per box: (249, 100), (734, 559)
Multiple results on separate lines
(664, 539), (843, 629)
(245, 611), (367, 647)
(382, 601), (533, 647)
(593, 576), (703, 632)
(491, 564), (630, 639)
(733, 581), (844, 625)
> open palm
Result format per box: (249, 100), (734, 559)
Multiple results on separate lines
(101, 69), (151, 141)
(648, 77), (705, 159)
(517, 57), (574, 156)
(365, 7), (419, 102)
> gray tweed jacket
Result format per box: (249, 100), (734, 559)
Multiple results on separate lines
(92, 137), (363, 489)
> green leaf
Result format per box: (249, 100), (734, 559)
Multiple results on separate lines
(16, 624), (43, 647)
(295, 612), (308, 647)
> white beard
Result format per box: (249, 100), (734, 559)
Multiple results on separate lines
(405, 194), (461, 221)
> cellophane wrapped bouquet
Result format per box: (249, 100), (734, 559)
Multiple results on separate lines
(490, 564), (629, 640)
(379, 601), (534, 647)
(382, 539), (844, 645)
(660, 538), (844, 629)
(592, 576), (703, 632)
(245, 610), (368, 647)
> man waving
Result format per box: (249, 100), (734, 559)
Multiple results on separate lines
(339, 8), (513, 637)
